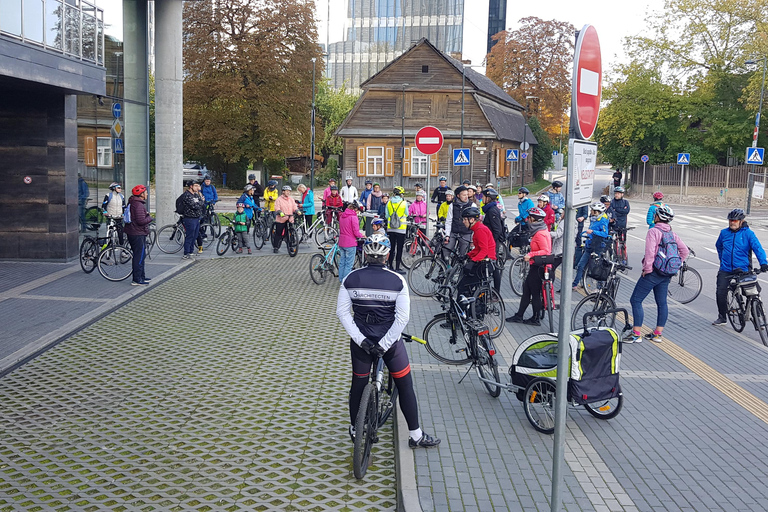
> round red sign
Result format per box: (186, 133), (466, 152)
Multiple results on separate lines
(572, 25), (602, 140)
(415, 126), (444, 155)
(23, 176), (31, 184)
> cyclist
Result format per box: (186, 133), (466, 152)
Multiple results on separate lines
(102, 182), (125, 245)
(359, 179), (374, 207)
(537, 194), (555, 230)
(712, 209), (768, 326)
(386, 186), (409, 274)
(325, 185), (343, 225)
(238, 185), (257, 228)
(371, 217), (386, 235)
(484, 182), (506, 215)
(367, 182), (383, 211)
(297, 183), (315, 228)
(272, 185), (298, 253)
(444, 185), (476, 258)
(514, 187), (535, 230)
(431, 176), (449, 204)
(575, 204), (589, 248)
(408, 191), (427, 234)
(547, 181), (565, 220)
(506, 207), (551, 326)
(376, 192), (389, 220)
(611, 186), (630, 229)
(125, 185), (152, 285)
(482, 188), (505, 293)
(466, 184), (477, 204)
(323, 178), (337, 203)
(336, 234), (440, 448)
(626, 204), (689, 343)
(455, 206), (496, 298)
(600, 195), (614, 223)
(437, 189), (454, 222)
(572, 201), (610, 290)
(339, 201), (366, 283)
(200, 175), (218, 205)
(247, 174), (264, 204)
(341, 175), (358, 202)
(233, 202), (251, 254)
(646, 191), (665, 228)
(263, 180), (279, 214)
(178, 180), (204, 259)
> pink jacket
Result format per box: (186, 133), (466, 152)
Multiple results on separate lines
(339, 208), (365, 248)
(409, 200), (427, 225)
(274, 195), (298, 223)
(642, 222), (689, 274)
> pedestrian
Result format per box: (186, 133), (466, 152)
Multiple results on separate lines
(437, 189), (453, 222)
(297, 183), (315, 229)
(341, 175), (358, 202)
(408, 191), (427, 234)
(233, 203), (251, 254)
(514, 187), (535, 231)
(338, 201), (366, 283)
(377, 192), (390, 220)
(612, 169), (622, 187)
(386, 186), (409, 273)
(506, 207), (552, 325)
(712, 209), (768, 325)
(323, 178), (337, 204)
(626, 205), (689, 343)
(78, 173), (89, 231)
(646, 192), (665, 228)
(102, 182), (126, 245)
(177, 180), (204, 259)
(537, 194), (555, 230)
(443, 185), (476, 258)
(572, 201), (610, 290)
(124, 184), (153, 285)
(359, 180), (374, 207)
(367, 182), (383, 211)
(431, 176), (449, 205)
(273, 185), (298, 253)
(548, 181), (565, 220)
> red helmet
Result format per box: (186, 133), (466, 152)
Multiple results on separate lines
(132, 184), (147, 196)
(653, 191), (664, 200)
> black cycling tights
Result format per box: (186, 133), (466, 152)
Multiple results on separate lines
(349, 339), (420, 430)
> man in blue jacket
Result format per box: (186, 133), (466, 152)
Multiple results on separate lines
(547, 181), (565, 221)
(713, 209), (768, 325)
(610, 187), (630, 229)
(515, 187), (535, 229)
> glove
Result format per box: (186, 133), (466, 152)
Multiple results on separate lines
(761, 264), (768, 273)
(361, 338), (386, 358)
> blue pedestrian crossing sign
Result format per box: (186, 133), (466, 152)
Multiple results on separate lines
(506, 149), (519, 162)
(453, 148), (470, 166)
(746, 147), (765, 165)
(114, 138), (124, 154)
(677, 153), (690, 165)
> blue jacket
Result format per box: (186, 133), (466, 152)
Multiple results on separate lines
(547, 191), (565, 215)
(78, 177), (89, 202)
(716, 223), (768, 273)
(610, 198), (630, 227)
(359, 188), (373, 208)
(238, 193), (256, 219)
(201, 183), (218, 203)
(377, 201), (389, 220)
(576, 205), (589, 223)
(515, 197), (536, 224)
(647, 201), (663, 228)
(302, 189), (315, 215)
(584, 213), (609, 248)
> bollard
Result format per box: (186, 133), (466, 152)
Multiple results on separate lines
(222, 173), (227, 187)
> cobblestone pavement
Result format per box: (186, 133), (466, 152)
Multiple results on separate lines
(0, 255), (396, 511)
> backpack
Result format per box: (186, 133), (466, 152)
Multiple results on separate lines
(123, 204), (132, 224)
(389, 201), (404, 229)
(652, 227), (682, 276)
(175, 195), (184, 215)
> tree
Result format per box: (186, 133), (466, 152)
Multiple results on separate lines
(486, 17), (575, 137)
(528, 117), (553, 179)
(315, 79), (359, 160)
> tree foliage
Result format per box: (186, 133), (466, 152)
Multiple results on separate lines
(182, 0), (323, 168)
(528, 117), (553, 179)
(486, 17), (575, 137)
(315, 79), (359, 159)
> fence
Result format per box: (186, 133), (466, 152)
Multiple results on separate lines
(633, 164), (765, 189)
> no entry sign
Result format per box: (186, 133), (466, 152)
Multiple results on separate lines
(415, 126), (444, 155)
(572, 25), (602, 140)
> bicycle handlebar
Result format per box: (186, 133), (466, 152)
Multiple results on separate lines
(581, 307), (631, 337)
(402, 334), (426, 345)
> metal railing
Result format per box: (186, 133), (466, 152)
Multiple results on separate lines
(0, 0), (104, 66)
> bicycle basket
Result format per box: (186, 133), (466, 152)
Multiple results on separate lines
(586, 255), (610, 281)
(508, 230), (531, 248)
(737, 274), (760, 296)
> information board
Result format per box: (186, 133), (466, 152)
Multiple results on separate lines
(567, 139), (597, 207)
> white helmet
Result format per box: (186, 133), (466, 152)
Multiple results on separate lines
(538, 194), (550, 203)
(363, 233), (391, 256)
(590, 201), (606, 213)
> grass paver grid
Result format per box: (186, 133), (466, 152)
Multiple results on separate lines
(0, 255), (396, 511)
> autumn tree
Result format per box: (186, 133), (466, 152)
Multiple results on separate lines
(486, 17), (575, 137)
(182, 0), (323, 172)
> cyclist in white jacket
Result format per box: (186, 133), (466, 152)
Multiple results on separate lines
(341, 176), (359, 202)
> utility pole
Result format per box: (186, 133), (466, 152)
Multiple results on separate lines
(310, 57), (316, 190)
(746, 56), (766, 214)
(401, 83), (408, 183)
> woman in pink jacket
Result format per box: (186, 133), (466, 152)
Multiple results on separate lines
(408, 191), (428, 234)
(273, 186), (299, 253)
(338, 201), (365, 283)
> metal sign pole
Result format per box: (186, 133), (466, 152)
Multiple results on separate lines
(642, 161), (646, 197)
(679, 164), (684, 203)
(747, 165), (755, 214)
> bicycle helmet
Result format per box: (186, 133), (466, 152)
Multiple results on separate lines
(236, 202), (245, 208)
(439, 176), (447, 181)
(184, 180), (194, 188)
(653, 191), (664, 200)
(590, 201), (606, 212)
(528, 207), (546, 220)
(614, 186), (625, 193)
(552, 180), (563, 188)
(538, 194), (550, 203)
(372, 218), (384, 226)
(414, 183), (423, 188)
(461, 206), (481, 219)
(248, 174), (256, 180)
(462, 179), (471, 185)
(393, 186), (405, 195)
(445, 189), (455, 197)
(727, 208), (746, 221)
(364, 233), (391, 256)
(244, 184), (254, 192)
(365, 179), (372, 185)
(484, 188), (498, 200)
(518, 187), (530, 195)
(282, 185), (291, 191)
(267, 180), (278, 187)
(328, 178), (336, 183)
(485, 183), (494, 189)
(330, 185), (338, 191)
(655, 204), (675, 222)
(132, 184), (147, 196)
(109, 182), (121, 190)
(467, 185), (477, 192)
(600, 195), (611, 203)
(454, 185), (467, 196)
(203, 175), (211, 181)
(381, 192), (390, 197)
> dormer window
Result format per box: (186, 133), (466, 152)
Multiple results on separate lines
(422, 65), (429, 73)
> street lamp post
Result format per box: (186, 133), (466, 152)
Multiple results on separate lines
(745, 56), (766, 214)
(310, 57), (316, 190)
(521, 95), (538, 188)
(461, 66), (466, 183)
(401, 83), (408, 182)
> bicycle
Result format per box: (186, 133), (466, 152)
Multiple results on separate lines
(507, 245), (530, 297)
(571, 258), (631, 330)
(308, 240), (364, 285)
(530, 255), (558, 332)
(726, 269), (768, 346)
(215, 214), (243, 256)
(295, 208), (339, 247)
(611, 225), (634, 266)
(201, 201), (221, 238)
(403, 220), (444, 270)
(270, 215), (299, 257)
(79, 234), (108, 273)
(667, 249), (702, 304)
(156, 217), (215, 254)
(82, 198), (104, 231)
(352, 333), (425, 479)
(422, 287), (501, 397)
(96, 218), (133, 282)
(406, 245), (464, 298)
(251, 207), (270, 250)
(462, 260), (505, 339)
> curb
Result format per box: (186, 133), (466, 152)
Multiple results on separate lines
(0, 260), (195, 377)
(394, 408), (422, 512)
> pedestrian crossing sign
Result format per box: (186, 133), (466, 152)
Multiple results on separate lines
(506, 149), (519, 162)
(746, 147), (765, 165)
(114, 138), (124, 154)
(677, 153), (690, 165)
(453, 148), (470, 166)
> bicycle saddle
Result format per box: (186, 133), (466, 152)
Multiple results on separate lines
(458, 295), (476, 305)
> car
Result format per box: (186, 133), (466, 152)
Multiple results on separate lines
(183, 162), (208, 182)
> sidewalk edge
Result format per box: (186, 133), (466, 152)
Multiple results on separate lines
(395, 407), (423, 512)
(0, 260), (195, 377)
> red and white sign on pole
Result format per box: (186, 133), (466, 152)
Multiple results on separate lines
(572, 25), (602, 140)
(415, 126), (444, 155)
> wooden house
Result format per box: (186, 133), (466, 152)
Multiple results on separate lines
(336, 38), (537, 192)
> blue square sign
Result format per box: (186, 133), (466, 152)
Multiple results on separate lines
(677, 153), (690, 165)
(746, 147), (765, 165)
(506, 149), (519, 162)
(114, 138), (124, 154)
(453, 148), (470, 166)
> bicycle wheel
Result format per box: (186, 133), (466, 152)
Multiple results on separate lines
(407, 257), (447, 297)
(309, 253), (328, 285)
(250, 221), (264, 250)
(97, 246), (133, 282)
(216, 231), (232, 256)
(496, 243), (509, 268)
(471, 287), (505, 339)
(582, 274), (600, 295)
(508, 257), (527, 296)
(570, 293), (617, 331)
(314, 226), (338, 248)
(523, 378), (556, 434)
(476, 336), (501, 397)
(83, 206), (103, 231)
(667, 266), (703, 304)
(423, 314), (471, 365)
(209, 212), (221, 238)
(353, 383), (377, 480)
(146, 224), (156, 259)
(156, 224), (184, 254)
(444, 265), (463, 292)
(377, 370), (398, 428)
(79, 237), (99, 274)
(199, 224), (216, 249)
(401, 240), (423, 270)
(727, 289), (746, 332)
(584, 393), (623, 420)
(287, 226), (299, 257)
(753, 300), (768, 347)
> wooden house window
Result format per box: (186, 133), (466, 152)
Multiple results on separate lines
(366, 146), (385, 176)
(422, 65), (429, 73)
(97, 137), (113, 168)
(411, 148), (429, 177)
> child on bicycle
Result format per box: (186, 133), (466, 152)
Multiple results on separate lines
(408, 191), (428, 235)
(325, 186), (343, 225)
(572, 202), (610, 290)
(234, 203), (251, 254)
(371, 217), (386, 235)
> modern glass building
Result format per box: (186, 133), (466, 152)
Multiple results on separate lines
(325, 0), (464, 92)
